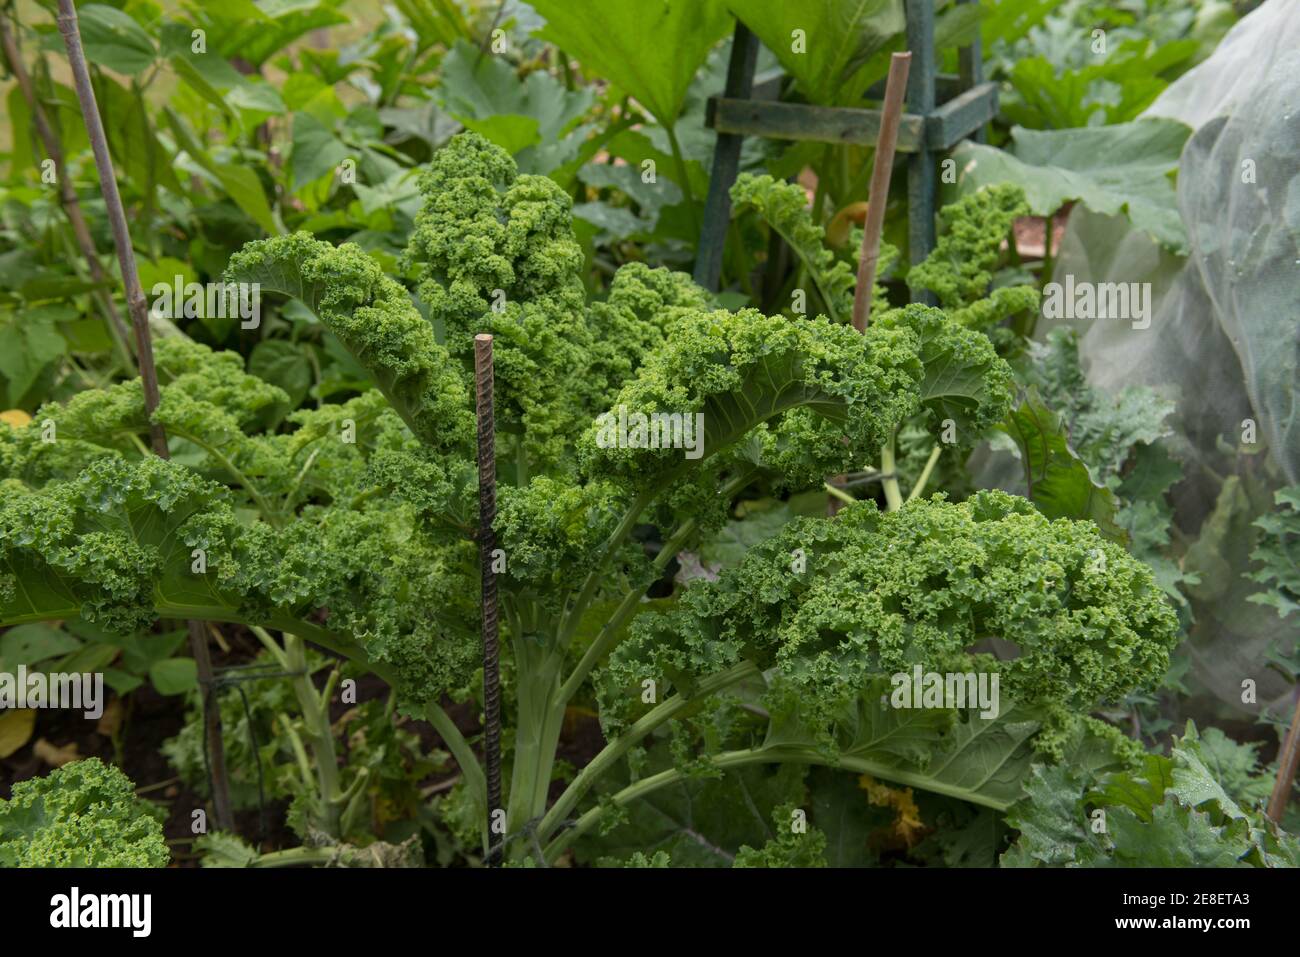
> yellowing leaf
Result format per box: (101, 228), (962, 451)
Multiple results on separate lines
(859, 773), (926, 848)
(0, 708), (36, 757)
(827, 201), (869, 248)
(0, 409), (32, 429)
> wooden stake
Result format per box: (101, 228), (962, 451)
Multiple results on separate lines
(56, 0), (234, 832)
(1267, 689), (1300, 824)
(831, 52), (913, 516)
(852, 52), (912, 332)
(474, 333), (503, 866)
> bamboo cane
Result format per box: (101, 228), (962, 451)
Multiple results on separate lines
(55, 0), (234, 833)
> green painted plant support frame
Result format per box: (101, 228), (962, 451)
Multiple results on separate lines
(694, 0), (996, 301)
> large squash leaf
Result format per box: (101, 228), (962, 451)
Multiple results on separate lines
(950, 119), (1192, 253)
(529, 0), (733, 126)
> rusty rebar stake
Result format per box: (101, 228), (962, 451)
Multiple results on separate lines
(474, 333), (503, 866)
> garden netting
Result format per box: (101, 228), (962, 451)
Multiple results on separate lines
(1040, 1), (1300, 720)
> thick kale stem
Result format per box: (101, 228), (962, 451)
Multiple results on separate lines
(555, 515), (697, 707)
(880, 431), (904, 511)
(249, 846), (338, 868)
(504, 639), (566, 858)
(558, 469), (757, 704)
(544, 744), (1016, 862)
(558, 487), (655, 646)
(906, 445), (942, 504)
(422, 700), (488, 848)
(251, 627), (346, 838)
(538, 660), (760, 842)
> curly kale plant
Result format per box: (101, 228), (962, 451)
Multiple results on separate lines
(0, 133), (1184, 865)
(0, 758), (168, 867)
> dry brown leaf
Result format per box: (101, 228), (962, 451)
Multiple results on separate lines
(827, 201), (870, 248)
(96, 696), (124, 737)
(33, 737), (80, 767)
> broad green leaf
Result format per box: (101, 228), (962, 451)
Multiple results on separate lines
(571, 201), (647, 240)
(950, 119), (1192, 253)
(605, 128), (709, 210)
(224, 82), (286, 117)
(138, 256), (200, 299)
(97, 75), (181, 195)
(808, 767), (888, 867)
(763, 680), (1041, 811)
(456, 114), (540, 157)
(166, 56), (233, 117)
(1087, 754), (1173, 823)
(103, 668), (144, 695)
(162, 108), (279, 235)
(437, 39), (593, 157)
(211, 164), (280, 237)
(0, 311), (67, 407)
(352, 171), (421, 220)
(699, 502), (800, 570)
(53, 642), (120, 677)
(290, 112), (352, 190)
(77, 5), (156, 75)
(1001, 40), (1197, 130)
(150, 657), (198, 696)
(729, 0), (905, 105)
(58, 319), (114, 355)
(249, 340), (312, 410)
(530, 0), (733, 126)
(573, 739), (807, 867)
(0, 321), (65, 403)
(6, 86), (35, 178)
(1001, 764), (1092, 866)
(1108, 801), (1249, 867)
(390, 0), (474, 50)
(113, 629), (188, 675)
(999, 388), (1126, 543)
(878, 304), (1013, 441)
(188, 0), (349, 69)
(578, 161), (682, 217)
(0, 623), (82, 668)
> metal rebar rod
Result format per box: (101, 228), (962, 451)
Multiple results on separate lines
(474, 333), (503, 866)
